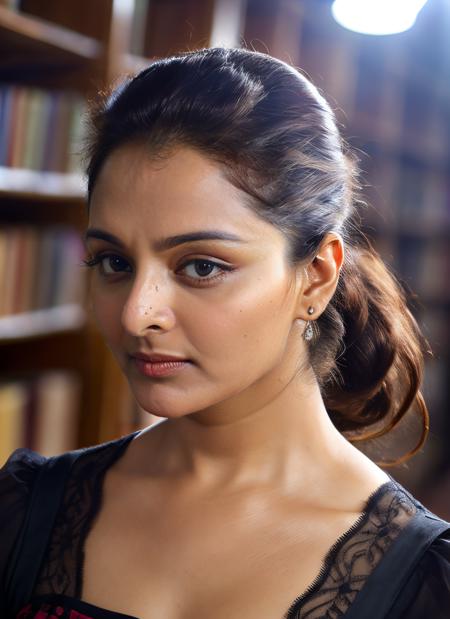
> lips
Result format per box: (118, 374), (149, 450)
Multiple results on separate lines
(130, 353), (192, 378)
(131, 352), (189, 363)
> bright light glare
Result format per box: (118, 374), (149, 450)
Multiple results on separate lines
(331, 0), (429, 35)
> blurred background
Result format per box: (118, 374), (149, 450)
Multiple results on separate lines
(0, 0), (449, 517)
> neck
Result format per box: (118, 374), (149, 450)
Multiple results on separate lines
(149, 367), (356, 495)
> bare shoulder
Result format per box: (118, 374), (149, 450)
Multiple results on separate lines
(326, 444), (391, 514)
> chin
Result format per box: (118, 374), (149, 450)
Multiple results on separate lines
(129, 383), (200, 419)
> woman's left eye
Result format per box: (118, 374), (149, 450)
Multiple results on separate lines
(178, 259), (233, 283)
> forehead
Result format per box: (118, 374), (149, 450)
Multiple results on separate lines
(89, 143), (264, 234)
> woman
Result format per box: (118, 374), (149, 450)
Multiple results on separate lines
(1, 47), (449, 619)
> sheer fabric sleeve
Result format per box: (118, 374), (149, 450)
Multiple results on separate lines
(392, 529), (450, 617)
(0, 448), (46, 614)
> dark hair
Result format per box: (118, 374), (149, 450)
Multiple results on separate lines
(85, 46), (429, 464)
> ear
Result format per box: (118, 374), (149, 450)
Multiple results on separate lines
(297, 232), (344, 320)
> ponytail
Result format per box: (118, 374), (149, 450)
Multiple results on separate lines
(313, 235), (430, 465)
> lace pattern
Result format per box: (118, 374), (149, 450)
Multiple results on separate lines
(33, 437), (135, 598)
(30, 436), (418, 618)
(283, 482), (417, 618)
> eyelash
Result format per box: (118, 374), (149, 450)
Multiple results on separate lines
(81, 252), (235, 286)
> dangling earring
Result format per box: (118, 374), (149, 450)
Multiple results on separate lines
(304, 321), (314, 341)
(304, 306), (315, 342)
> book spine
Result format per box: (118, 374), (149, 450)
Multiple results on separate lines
(32, 371), (81, 456)
(53, 229), (85, 306)
(0, 228), (7, 317)
(67, 97), (86, 173)
(2, 227), (20, 316)
(0, 372), (81, 463)
(0, 382), (27, 467)
(1, 86), (86, 173)
(41, 91), (59, 171)
(9, 87), (29, 168)
(0, 226), (86, 316)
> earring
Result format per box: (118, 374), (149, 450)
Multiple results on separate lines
(304, 308), (315, 341)
(304, 321), (314, 341)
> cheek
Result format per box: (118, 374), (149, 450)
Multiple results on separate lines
(188, 270), (293, 361)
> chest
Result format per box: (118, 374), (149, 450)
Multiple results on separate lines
(82, 483), (361, 619)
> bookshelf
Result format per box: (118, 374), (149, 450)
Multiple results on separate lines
(0, 304), (86, 341)
(0, 167), (85, 200)
(0, 0), (245, 461)
(0, 0), (139, 460)
(1, 0), (448, 492)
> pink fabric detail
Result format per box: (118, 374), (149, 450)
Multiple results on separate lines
(68, 611), (94, 619)
(16, 603), (94, 619)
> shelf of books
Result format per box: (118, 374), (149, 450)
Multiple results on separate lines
(0, 0), (230, 464)
(0, 370), (81, 464)
(0, 0), (124, 464)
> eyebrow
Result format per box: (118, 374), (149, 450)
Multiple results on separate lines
(84, 228), (247, 251)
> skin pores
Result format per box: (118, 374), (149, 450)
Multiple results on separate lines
(87, 143), (314, 429)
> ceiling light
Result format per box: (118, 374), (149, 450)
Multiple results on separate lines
(331, 0), (429, 35)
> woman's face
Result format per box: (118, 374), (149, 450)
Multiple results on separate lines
(86, 143), (307, 421)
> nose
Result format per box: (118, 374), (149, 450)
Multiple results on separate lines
(121, 273), (176, 336)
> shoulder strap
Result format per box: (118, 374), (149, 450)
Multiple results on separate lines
(5, 448), (84, 616)
(344, 508), (450, 619)
(5, 430), (141, 617)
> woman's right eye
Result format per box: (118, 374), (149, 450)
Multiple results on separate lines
(82, 253), (132, 275)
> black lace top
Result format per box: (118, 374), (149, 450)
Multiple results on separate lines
(1, 430), (449, 619)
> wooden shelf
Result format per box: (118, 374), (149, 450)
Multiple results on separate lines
(0, 166), (85, 201)
(0, 304), (86, 342)
(0, 6), (101, 65)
